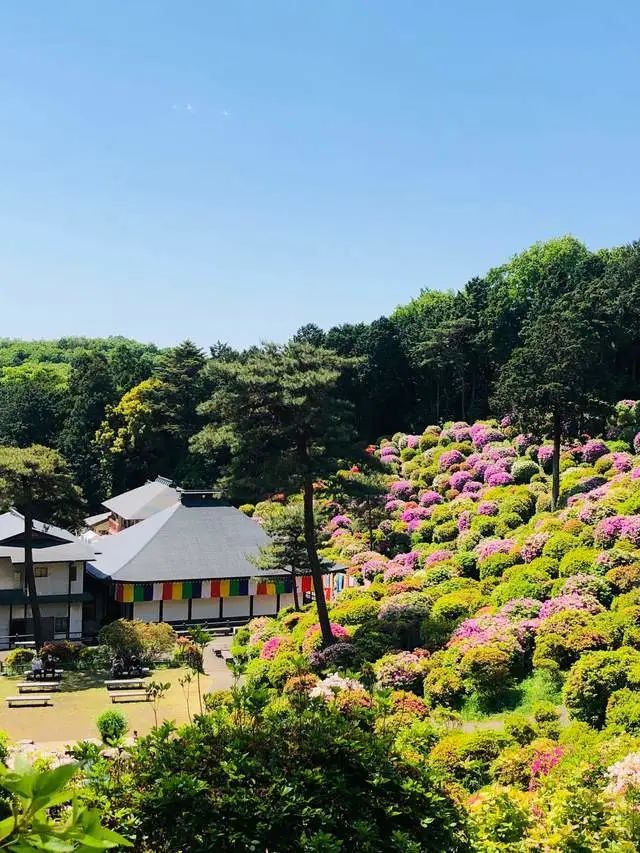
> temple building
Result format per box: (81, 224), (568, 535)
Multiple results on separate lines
(0, 510), (94, 648)
(85, 490), (338, 630)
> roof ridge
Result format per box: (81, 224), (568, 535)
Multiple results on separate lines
(108, 502), (181, 579)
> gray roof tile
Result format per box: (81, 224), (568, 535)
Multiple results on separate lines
(87, 500), (280, 582)
(102, 480), (179, 521)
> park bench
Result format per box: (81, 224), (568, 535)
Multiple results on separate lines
(110, 690), (151, 704)
(104, 679), (147, 691)
(23, 669), (63, 682)
(6, 694), (53, 708)
(17, 682), (61, 694)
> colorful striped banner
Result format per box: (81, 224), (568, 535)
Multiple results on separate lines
(113, 573), (338, 604)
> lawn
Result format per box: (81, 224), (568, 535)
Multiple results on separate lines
(0, 654), (236, 746)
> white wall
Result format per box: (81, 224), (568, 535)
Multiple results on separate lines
(191, 599), (221, 620)
(221, 596), (251, 619)
(252, 595), (279, 616)
(0, 607), (10, 643)
(162, 600), (188, 622)
(0, 559), (17, 591)
(133, 601), (161, 623)
(279, 593), (295, 611)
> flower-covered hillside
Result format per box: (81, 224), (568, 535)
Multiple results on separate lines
(231, 400), (640, 848)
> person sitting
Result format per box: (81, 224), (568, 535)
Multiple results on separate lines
(31, 657), (43, 679)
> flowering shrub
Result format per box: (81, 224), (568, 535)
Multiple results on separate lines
(302, 623), (351, 655)
(529, 746), (564, 790)
(439, 449), (465, 471)
(309, 672), (365, 700)
(374, 650), (430, 692)
(260, 636), (289, 660)
(538, 592), (604, 620)
(581, 439), (609, 463)
(605, 751), (640, 795)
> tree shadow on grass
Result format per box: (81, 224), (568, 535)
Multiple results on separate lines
(60, 670), (109, 692)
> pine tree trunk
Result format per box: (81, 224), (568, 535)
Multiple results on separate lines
(291, 568), (300, 611)
(23, 504), (44, 650)
(302, 472), (334, 647)
(551, 413), (561, 511)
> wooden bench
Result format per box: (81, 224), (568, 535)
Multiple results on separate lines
(6, 694), (53, 708)
(17, 682), (61, 694)
(110, 690), (150, 704)
(104, 679), (147, 691)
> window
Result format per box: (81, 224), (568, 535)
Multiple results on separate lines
(69, 563), (77, 582)
(34, 566), (48, 578)
(54, 617), (69, 634)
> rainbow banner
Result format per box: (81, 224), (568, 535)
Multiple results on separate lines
(112, 574), (320, 603)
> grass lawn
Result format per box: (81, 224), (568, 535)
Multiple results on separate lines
(0, 660), (234, 746)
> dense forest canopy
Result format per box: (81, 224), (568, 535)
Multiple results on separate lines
(2, 236), (639, 509)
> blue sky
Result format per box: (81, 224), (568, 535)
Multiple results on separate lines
(1, 2), (639, 349)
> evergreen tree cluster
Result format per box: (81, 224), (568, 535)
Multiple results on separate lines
(0, 236), (638, 508)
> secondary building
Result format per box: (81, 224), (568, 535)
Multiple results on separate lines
(87, 476), (179, 534)
(0, 510), (94, 648)
(86, 490), (338, 629)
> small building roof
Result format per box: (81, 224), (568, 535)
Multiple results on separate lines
(85, 511), (111, 527)
(0, 510), (94, 564)
(0, 510), (76, 545)
(87, 496), (280, 583)
(102, 477), (179, 522)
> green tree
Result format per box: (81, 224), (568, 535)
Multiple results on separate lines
(329, 466), (388, 549)
(492, 294), (610, 509)
(250, 501), (333, 611)
(153, 340), (208, 483)
(57, 352), (115, 506)
(0, 446), (84, 649)
(194, 342), (357, 646)
(95, 378), (169, 492)
(0, 365), (67, 448)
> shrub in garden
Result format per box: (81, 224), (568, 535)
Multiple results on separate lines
(563, 647), (640, 727)
(267, 651), (310, 689)
(605, 688), (640, 735)
(349, 623), (394, 663)
(433, 521), (458, 543)
(431, 588), (484, 623)
(374, 649), (430, 693)
(99, 618), (176, 662)
(377, 591), (433, 648)
(301, 623), (350, 655)
(125, 695), (467, 852)
(4, 647), (35, 672)
(309, 642), (358, 672)
(542, 532), (581, 560)
(329, 595), (380, 625)
(557, 547), (598, 577)
(511, 458), (540, 484)
(96, 709), (128, 745)
(459, 643), (515, 699)
(429, 730), (513, 791)
(78, 644), (112, 671)
(494, 512), (524, 537)
(40, 640), (85, 664)
(503, 713), (537, 745)
(468, 785), (532, 846)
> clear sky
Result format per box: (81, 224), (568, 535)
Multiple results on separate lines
(1, 2), (639, 349)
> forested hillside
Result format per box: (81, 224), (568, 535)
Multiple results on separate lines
(2, 235), (639, 508)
